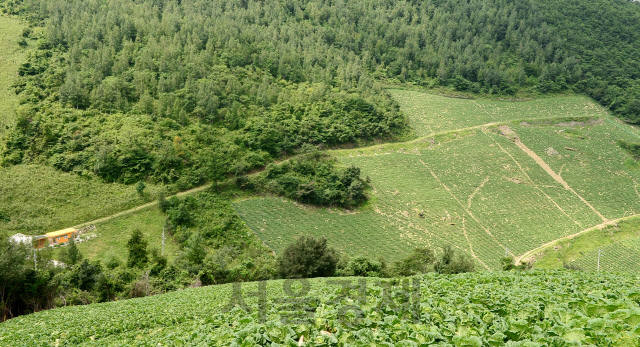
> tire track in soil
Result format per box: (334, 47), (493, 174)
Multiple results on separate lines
(500, 125), (609, 223)
(483, 128), (585, 229)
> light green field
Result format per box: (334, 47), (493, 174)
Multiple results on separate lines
(388, 89), (608, 137)
(0, 14), (26, 133)
(534, 216), (640, 271)
(512, 120), (640, 219)
(235, 90), (640, 270)
(53, 206), (180, 263)
(574, 236), (640, 272)
(0, 165), (163, 236)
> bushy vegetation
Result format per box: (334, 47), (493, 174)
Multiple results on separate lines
(0, 0), (416, 186)
(239, 149), (369, 208)
(3, 269), (640, 346)
(277, 236), (338, 279)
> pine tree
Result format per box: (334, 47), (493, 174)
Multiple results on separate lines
(127, 229), (148, 268)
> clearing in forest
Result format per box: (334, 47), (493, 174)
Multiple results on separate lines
(235, 91), (640, 269)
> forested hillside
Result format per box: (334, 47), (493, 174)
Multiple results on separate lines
(0, 0), (580, 185)
(536, 0), (640, 122)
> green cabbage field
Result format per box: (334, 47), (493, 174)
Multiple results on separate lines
(2, 270), (640, 346)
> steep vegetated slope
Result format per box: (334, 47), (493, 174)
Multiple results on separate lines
(0, 0), (610, 187)
(0, 15), (169, 236)
(0, 14), (25, 133)
(2, 271), (640, 346)
(536, 0), (640, 122)
(236, 90), (640, 269)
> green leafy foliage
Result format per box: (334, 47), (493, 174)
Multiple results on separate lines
(126, 229), (148, 269)
(59, 237), (82, 266)
(9, 0), (640, 184)
(277, 236), (339, 279)
(536, 0), (640, 122)
(242, 150), (369, 208)
(2, 271), (640, 346)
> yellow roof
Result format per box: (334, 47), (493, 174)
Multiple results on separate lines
(46, 228), (77, 238)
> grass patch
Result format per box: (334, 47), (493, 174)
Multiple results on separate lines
(0, 14), (27, 133)
(534, 216), (640, 271)
(52, 206), (181, 264)
(0, 165), (163, 235)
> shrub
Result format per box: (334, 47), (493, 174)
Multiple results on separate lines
(337, 256), (385, 277)
(434, 246), (475, 274)
(277, 236), (338, 279)
(391, 247), (436, 276)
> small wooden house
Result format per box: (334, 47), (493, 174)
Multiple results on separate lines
(46, 228), (77, 246)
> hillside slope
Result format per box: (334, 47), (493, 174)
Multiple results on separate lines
(236, 90), (640, 269)
(1, 270), (639, 346)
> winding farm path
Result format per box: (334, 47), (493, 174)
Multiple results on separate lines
(515, 213), (640, 264)
(58, 111), (638, 270)
(71, 183), (213, 229)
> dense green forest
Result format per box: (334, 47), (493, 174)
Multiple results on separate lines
(0, 0), (586, 186)
(536, 0), (640, 122)
(1, 0), (638, 187)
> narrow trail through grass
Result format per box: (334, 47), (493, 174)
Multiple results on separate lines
(70, 183), (213, 229)
(516, 213), (640, 264)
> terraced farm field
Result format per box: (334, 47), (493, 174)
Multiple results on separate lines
(235, 90), (640, 270)
(574, 237), (640, 272)
(3, 271), (640, 346)
(387, 89), (608, 136)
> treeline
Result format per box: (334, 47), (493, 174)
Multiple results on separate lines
(0, 232), (475, 321)
(0, 0), (579, 185)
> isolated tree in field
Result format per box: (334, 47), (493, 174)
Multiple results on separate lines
(61, 237), (82, 266)
(434, 246), (475, 274)
(277, 236), (338, 278)
(392, 246), (436, 276)
(136, 181), (146, 197)
(127, 229), (148, 268)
